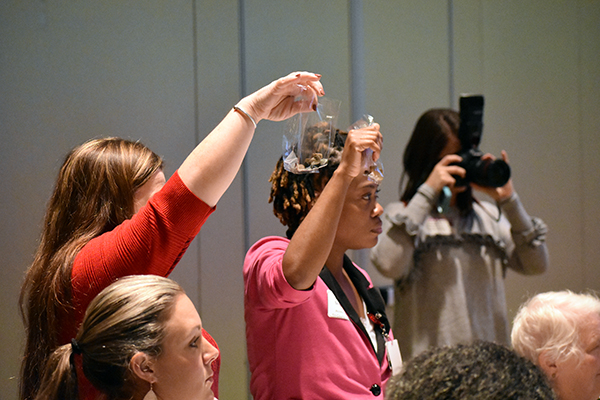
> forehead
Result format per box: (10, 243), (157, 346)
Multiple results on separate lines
(439, 134), (461, 157)
(582, 314), (600, 343)
(350, 174), (379, 191)
(164, 295), (202, 338)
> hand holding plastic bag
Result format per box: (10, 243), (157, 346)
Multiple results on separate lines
(349, 115), (384, 184)
(282, 97), (341, 174)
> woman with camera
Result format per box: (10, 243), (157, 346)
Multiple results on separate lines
(370, 108), (549, 361)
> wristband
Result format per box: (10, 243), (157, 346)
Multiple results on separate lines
(233, 105), (257, 129)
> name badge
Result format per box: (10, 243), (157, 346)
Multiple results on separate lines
(327, 289), (349, 320)
(386, 339), (403, 375)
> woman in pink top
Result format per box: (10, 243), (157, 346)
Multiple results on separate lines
(20, 71), (324, 400)
(244, 124), (397, 399)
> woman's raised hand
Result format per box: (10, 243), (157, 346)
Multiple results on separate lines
(471, 150), (514, 201)
(237, 72), (324, 123)
(337, 124), (383, 180)
(425, 154), (466, 193)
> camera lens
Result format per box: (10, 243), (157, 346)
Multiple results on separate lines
(483, 160), (511, 187)
(453, 150), (511, 188)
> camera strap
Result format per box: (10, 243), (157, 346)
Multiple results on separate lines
(473, 197), (503, 222)
(436, 186), (452, 214)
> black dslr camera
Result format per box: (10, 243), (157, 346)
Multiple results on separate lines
(454, 95), (510, 187)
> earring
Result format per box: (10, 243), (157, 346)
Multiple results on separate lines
(143, 383), (158, 400)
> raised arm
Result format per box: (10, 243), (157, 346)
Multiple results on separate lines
(472, 151), (548, 275)
(282, 125), (382, 290)
(179, 72), (324, 207)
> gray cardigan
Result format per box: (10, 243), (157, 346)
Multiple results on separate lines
(370, 183), (548, 360)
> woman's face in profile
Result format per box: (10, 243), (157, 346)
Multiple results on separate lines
(335, 173), (383, 251)
(150, 294), (219, 400)
(552, 313), (600, 400)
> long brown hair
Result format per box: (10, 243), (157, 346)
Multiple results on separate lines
(34, 275), (184, 400)
(400, 109), (473, 214)
(19, 137), (163, 400)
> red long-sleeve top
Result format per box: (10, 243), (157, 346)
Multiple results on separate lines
(60, 171), (219, 399)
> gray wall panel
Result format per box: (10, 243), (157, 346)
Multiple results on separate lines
(1, 1), (599, 399)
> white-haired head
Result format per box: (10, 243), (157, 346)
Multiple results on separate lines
(512, 290), (600, 366)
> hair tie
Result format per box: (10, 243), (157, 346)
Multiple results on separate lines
(71, 338), (82, 355)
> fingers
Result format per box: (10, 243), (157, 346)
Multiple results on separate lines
(349, 123), (380, 137)
(438, 154), (462, 166)
(349, 124), (382, 154)
(251, 71), (325, 121)
(481, 151), (510, 164)
(426, 155), (466, 192)
(283, 92), (318, 114)
(270, 72), (324, 115)
(372, 124), (383, 161)
(275, 71), (325, 97)
(293, 71), (324, 91)
(444, 165), (466, 178)
(337, 125), (383, 178)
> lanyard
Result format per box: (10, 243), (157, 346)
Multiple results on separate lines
(369, 312), (403, 375)
(368, 312), (391, 341)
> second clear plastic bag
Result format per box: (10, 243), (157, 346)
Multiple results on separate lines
(282, 97), (341, 174)
(349, 114), (384, 184)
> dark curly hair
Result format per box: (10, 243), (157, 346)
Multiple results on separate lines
(385, 341), (556, 400)
(269, 128), (346, 239)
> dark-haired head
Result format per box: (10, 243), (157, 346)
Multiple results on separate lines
(269, 129), (346, 238)
(385, 341), (556, 400)
(400, 109), (472, 214)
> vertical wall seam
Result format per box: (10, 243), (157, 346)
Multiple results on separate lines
(192, 0), (202, 310)
(479, 0), (484, 94)
(349, 0), (369, 269)
(237, 2), (252, 397)
(192, 0), (199, 147)
(239, 0), (251, 253)
(349, 0), (365, 121)
(577, 0), (585, 287)
(448, 0), (455, 108)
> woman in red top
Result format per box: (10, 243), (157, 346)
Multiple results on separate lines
(19, 71), (324, 400)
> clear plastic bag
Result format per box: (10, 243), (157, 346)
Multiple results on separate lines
(349, 114), (384, 184)
(282, 97), (341, 174)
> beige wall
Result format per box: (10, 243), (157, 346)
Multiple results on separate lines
(1, 1), (598, 399)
